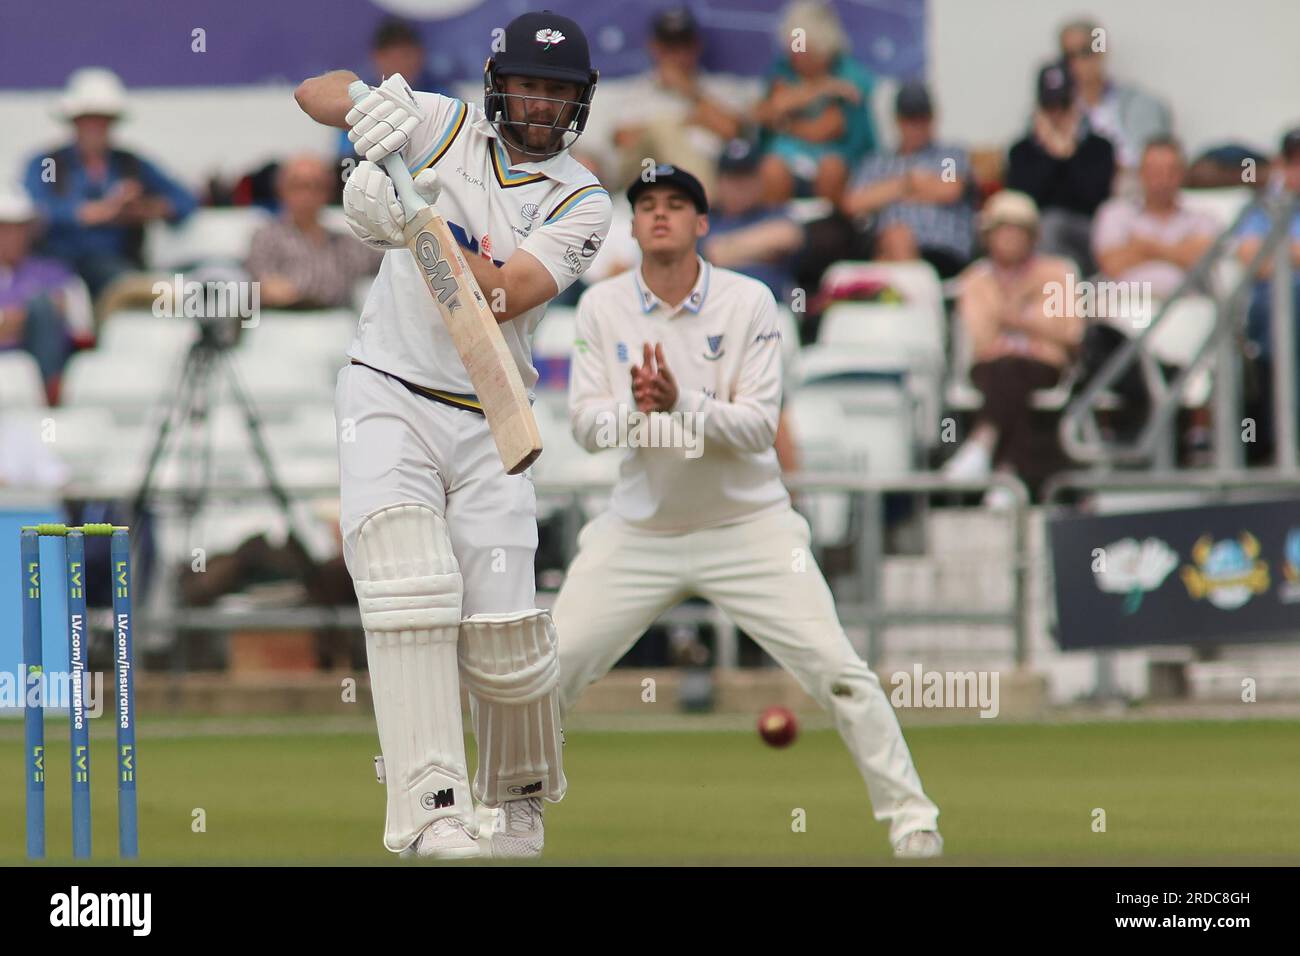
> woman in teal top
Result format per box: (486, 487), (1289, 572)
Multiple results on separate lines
(754, 1), (876, 205)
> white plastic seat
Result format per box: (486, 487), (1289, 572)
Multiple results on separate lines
(944, 311), (1098, 413)
(230, 351), (335, 406)
(1147, 295), (1218, 407)
(795, 346), (915, 475)
(0, 351), (48, 408)
(97, 310), (199, 364)
(1178, 187), (1254, 232)
(821, 260), (945, 335)
(817, 299), (945, 444)
(530, 392), (622, 486)
(238, 310), (356, 373)
(144, 208), (273, 270)
(533, 306), (577, 357)
(798, 342), (910, 385)
(61, 352), (171, 415)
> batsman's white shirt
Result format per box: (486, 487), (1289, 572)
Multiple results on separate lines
(570, 258), (790, 532)
(349, 90), (613, 394)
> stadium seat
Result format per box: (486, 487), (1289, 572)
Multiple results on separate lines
(0, 351), (48, 408)
(14, 406), (153, 489)
(796, 345), (915, 475)
(787, 390), (856, 547)
(798, 341), (910, 385)
(821, 260), (945, 332)
(61, 351), (172, 419)
(230, 350), (336, 407)
(530, 390), (622, 488)
(817, 300), (945, 443)
(144, 207), (273, 270)
(945, 311), (1091, 413)
(97, 310), (200, 365)
(1179, 187), (1255, 231)
(237, 310), (356, 373)
(533, 306), (577, 392)
(533, 305), (577, 354)
(1147, 295), (1218, 406)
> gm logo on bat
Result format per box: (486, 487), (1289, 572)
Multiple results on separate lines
(414, 230), (462, 312)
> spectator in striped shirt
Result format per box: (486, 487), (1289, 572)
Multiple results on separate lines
(840, 82), (975, 279)
(246, 156), (381, 310)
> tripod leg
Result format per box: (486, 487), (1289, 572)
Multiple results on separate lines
(131, 344), (206, 524)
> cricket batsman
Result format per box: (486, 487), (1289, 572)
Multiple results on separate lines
(294, 10), (611, 859)
(553, 165), (943, 859)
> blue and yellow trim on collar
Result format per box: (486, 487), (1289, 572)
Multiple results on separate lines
(492, 137), (547, 188)
(633, 257), (712, 315)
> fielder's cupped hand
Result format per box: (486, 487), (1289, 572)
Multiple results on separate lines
(343, 161), (442, 249)
(346, 73), (424, 164)
(630, 343), (679, 413)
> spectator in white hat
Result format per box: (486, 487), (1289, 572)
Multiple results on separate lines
(24, 68), (197, 299)
(0, 186), (92, 405)
(947, 190), (1083, 502)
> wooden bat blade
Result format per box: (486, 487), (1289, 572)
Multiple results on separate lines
(403, 207), (543, 474)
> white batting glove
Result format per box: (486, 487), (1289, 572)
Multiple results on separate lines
(346, 73), (423, 164)
(343, 161), (442, 250)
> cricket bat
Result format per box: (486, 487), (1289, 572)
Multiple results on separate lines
(348, 80), (543, 475)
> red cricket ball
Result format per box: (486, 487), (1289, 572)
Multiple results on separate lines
(757, 706), (798, 748)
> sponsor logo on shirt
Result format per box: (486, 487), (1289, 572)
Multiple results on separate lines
(616, 341), (628, 362)
(703, 333), (725, 361)
(754, 329), (782, 344)
(563, 246), (582, 275)
(456, 166), (485, 189)
(522, 203), (541, 222)
(581, 232), (602, 257)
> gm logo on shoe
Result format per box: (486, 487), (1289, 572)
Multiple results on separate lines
(420, 789), (455, 810)
(508, 781), (543, 796)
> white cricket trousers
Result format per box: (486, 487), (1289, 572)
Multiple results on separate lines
(552, 505), (940, 843)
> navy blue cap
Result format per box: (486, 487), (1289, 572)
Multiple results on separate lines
(627, 163), (708, 213)
(717, 138), (761, 174)
(1037, 61), (1074, 109)
(895, 81), (932, 118)
(653, 7), (699, 44)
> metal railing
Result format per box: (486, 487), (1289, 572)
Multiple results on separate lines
(1060, 190), (1298, 472)
(536, 471), (1034, 667)
(15, 472), (1035, 671)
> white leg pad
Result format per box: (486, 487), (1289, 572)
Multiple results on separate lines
(458, 609), (567, 807)
(353, 503), (475, 852)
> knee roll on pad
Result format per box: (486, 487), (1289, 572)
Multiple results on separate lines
(354, 504), (475, 852)
(459, 609), (567, 807)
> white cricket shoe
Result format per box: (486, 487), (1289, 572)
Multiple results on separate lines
(488, 797), (545, 860)
(400, 816), (482, 860)
(893, 829), (944, 859)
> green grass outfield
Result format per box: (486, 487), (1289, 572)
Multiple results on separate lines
(3, 715), (1299, 865)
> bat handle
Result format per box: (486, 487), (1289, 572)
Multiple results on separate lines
(347, 79), (426, 217)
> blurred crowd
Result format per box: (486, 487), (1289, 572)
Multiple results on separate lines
(4, 3), (1299, 503)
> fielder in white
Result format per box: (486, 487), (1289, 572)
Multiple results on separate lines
(295, 11), (611, 859)
(553, 165), (944, 859)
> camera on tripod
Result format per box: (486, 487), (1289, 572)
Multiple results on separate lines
(149, 266), (258, 349)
